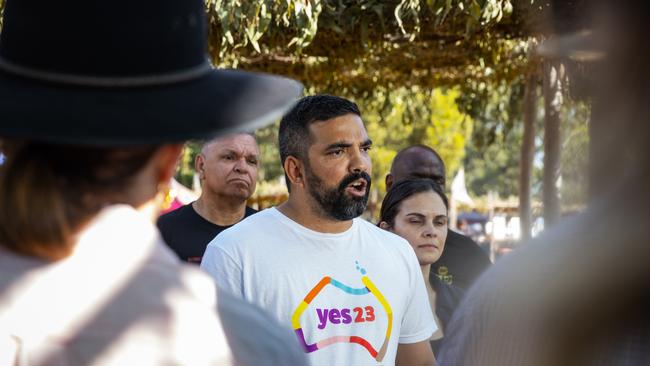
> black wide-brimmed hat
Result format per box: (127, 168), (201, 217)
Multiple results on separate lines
(0, 0), (302, 145)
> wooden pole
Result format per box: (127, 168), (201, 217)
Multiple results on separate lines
(542, 61), (563, 227)
(519, 71), (538, 240)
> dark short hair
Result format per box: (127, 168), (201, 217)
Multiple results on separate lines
(379, 178), (449, 229)
(278, 94), (361, 191)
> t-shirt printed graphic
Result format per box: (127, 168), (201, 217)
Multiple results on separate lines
(201, 207), (437, 366)
(292, 262), (393, 362)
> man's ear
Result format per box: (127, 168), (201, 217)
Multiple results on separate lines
(195, 153), (206, 180)
(284, 156), (305, 189)
(379, 221), (391, 230)
(385, 174), (394, 190)
(157, 144), (184, 184)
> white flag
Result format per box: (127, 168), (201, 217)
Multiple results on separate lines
(451, 167), (475, 206)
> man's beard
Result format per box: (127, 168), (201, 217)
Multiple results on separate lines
(305, 165), (372, 221)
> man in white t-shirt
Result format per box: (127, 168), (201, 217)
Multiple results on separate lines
(202, 94), (437, 366)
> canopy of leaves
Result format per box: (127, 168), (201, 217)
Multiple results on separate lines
(206, 0), (548, 95)
(202, 0), (551, 196)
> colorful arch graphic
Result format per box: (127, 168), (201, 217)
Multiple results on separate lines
(291, 275), (393, 362)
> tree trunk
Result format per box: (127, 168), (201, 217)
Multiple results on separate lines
(543, 61), (563, 227)
(588, 101), (614, 201)
(519, 72), (537, 240)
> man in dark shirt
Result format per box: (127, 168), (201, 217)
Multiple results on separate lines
(158, 133), (259, 263)
(386, 144), (491, 290)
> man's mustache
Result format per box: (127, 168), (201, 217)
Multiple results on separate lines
(337, 171), (372, 192)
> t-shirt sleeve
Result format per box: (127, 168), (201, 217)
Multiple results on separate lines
(398, 246), (439, 344)
(200, 238), (245, 299)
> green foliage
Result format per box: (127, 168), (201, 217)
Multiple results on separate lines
(463, 80), (590, 209)
(455, 41), (536, 149)
(207, 0), (519, 59)
(460, 70), (534, 198)
(176, 141), (202, 189)
(255, 120), (284, 181)
(361, 86), (473, 194)
(205, 0), (540, 94)
(559, 101), (590, 209)
(206, 0), (322, 63)
(464, 120), (529, 197)
(426, 88), (473, 175)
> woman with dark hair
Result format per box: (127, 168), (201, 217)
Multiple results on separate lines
(379, 178), (464, 355)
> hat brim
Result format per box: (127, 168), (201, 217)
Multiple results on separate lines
(0, 68), (302, 145)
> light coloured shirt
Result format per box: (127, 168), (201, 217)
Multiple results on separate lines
(202, 207), (437, 366)
(0, 205), (232, 365)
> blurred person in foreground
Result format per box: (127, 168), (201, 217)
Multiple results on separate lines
(386, 145), (491, 291)
(379, 179), (464, 356)
(158, 133), (260, 264)
(0, 0), (306, 365)
(438, 1), (650, 365)
(202, 95), (437, 366)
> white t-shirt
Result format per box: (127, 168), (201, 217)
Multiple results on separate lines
(201, 207), (437, 366)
